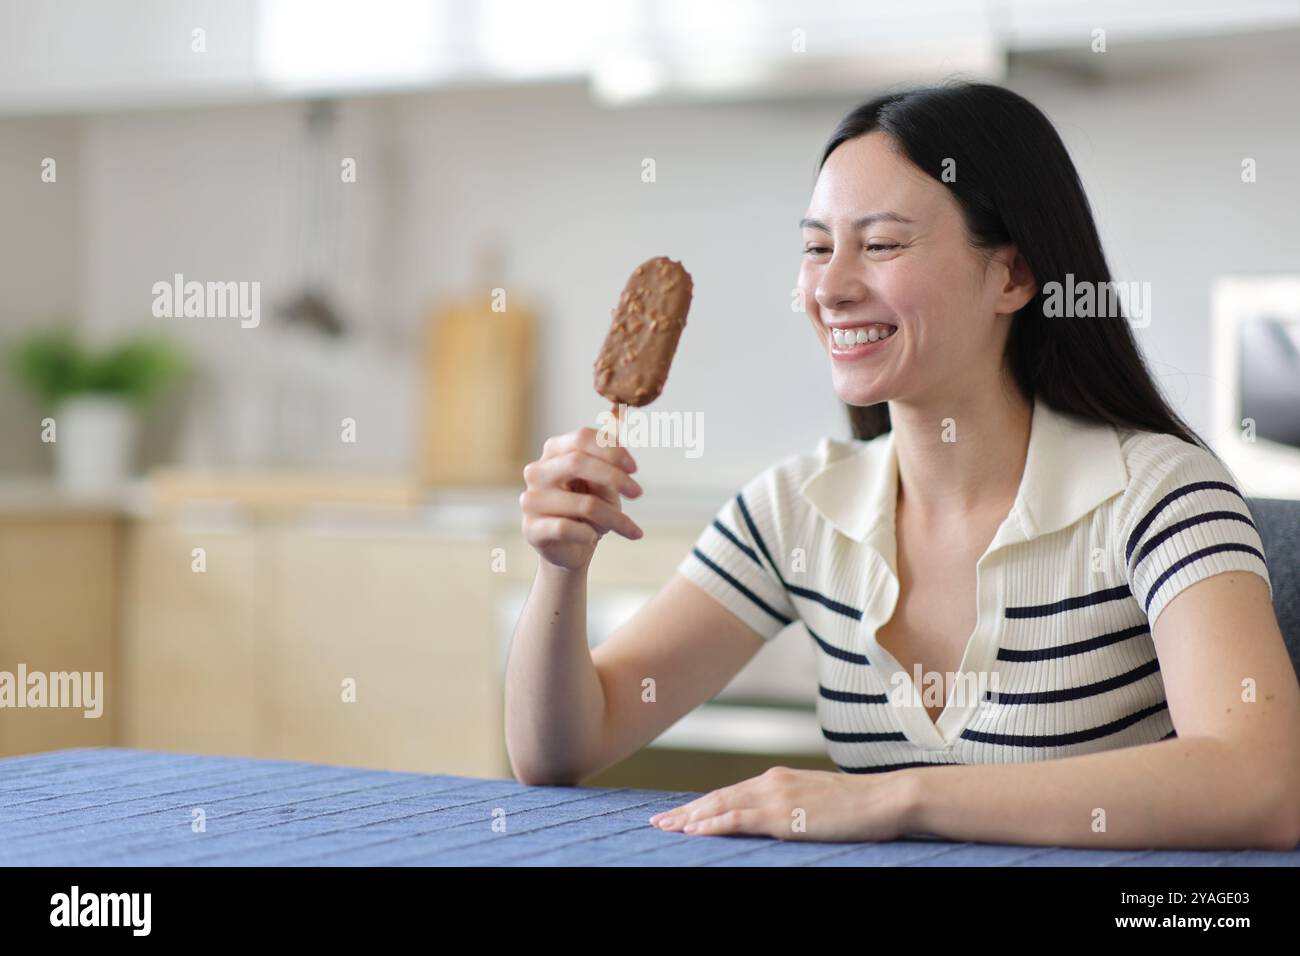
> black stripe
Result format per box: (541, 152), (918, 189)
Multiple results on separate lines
(1129, 510), (1258, 572)
(985, 659), (1161, 705)
(959, 700), (1168, 747)
(1125, 480), (1247, 564)
(735, 492), (786, 583)
(819, 684), (888, 704)
(689, 548), (793, 627)
(786, 583), (863, 620)
(821, 728), (909, 743)
(1005, 584), (1132, 619)
(997, 623), (1149, 662)
(1142, 542), (1267, 613)
(837, 761), (963, 774)
(1162, 728), (1178, 739)
(734, 492), (865, 622)
(710, 518), (759, 566)
(806, 625), (870, 666)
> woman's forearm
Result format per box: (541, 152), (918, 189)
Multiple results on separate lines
(503, 560), (608, 786)
(902, 736), (1298, 850)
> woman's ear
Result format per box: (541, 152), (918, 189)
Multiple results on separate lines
(991, 245), (1038, 315)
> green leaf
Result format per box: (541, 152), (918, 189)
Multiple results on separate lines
(8, 328), (184, 405)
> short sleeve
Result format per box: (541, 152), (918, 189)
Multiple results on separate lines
(677, 465), (799, 640)
(1116, 437), (1273, 628)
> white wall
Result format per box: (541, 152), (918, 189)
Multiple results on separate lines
(3, 45), (1298, 490)
(72, 97), (416, 471)
(0, 116), (81, 473)
(382, 82), (848, 486)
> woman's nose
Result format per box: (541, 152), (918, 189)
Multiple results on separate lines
(815, 254), (866, 312)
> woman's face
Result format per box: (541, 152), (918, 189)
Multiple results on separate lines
(798, 131), (1026, 410)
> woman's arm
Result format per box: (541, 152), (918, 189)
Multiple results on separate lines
(905, 571), (1300, 850)
(655, 572), (1300, 848)
(504, 426), (775, 786)
(505, 427), (644, 786)
(505, 561), (607, 786)
(506, 570), (768, 787)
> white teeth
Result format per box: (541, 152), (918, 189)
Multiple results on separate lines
(830, 325), (894, 347)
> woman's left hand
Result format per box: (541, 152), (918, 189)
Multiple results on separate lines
(648, 766), (916, 842)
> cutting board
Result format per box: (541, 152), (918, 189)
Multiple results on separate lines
(418, 291), (536, 486)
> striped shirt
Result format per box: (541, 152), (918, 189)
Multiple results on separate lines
(678, 396), (1274, 774)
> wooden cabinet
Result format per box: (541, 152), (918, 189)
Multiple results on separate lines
(268, 528), (503, 775)
(118, 510), (515, 777)
(0, 512), (119, 757)
(118, 520), (262, 757)
(115, 506), (712, 776)
(4, 497), (817, 788)
(1, 484), (817, 790)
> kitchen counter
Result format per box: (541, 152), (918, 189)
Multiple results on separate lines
(0, 479), (147, 519)
(0, 474), (726, 533)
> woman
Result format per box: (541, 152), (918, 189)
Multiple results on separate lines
(505, 82), (1300, 850)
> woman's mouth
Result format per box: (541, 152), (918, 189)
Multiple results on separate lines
(827, 323), (897, 360)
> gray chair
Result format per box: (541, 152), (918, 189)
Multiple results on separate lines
(1248, 497), (1300, 681)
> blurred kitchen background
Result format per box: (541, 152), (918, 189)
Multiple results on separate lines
(2, 0), (1299, 789)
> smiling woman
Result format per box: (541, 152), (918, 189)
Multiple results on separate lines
(804, 84), (1201, 448)
(507, 81), (1300, 851)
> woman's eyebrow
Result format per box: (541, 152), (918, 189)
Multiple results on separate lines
(799, 212), (916, 232)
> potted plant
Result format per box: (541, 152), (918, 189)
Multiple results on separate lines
(9, 328), (183, 494)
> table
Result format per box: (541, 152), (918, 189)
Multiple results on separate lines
(2, 748), (1294, 866)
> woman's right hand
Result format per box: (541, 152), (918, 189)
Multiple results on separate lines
(520, 426), (644, 571)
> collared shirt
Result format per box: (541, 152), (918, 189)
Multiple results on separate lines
(678, 396), (1274, 773)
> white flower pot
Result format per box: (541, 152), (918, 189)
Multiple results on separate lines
(54, 396), (138, 496)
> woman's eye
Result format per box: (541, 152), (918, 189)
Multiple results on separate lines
(803, 243), (899, 256)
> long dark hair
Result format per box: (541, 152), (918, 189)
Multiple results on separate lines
(820, 81), (1208, 452)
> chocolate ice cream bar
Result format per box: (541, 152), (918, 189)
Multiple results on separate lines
(593, 256), (692, 408)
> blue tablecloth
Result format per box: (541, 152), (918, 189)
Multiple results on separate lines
(1, 747), (1294, 866)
